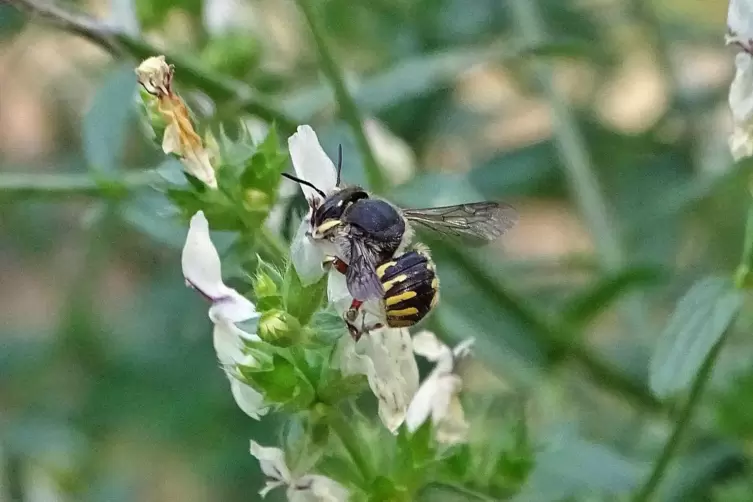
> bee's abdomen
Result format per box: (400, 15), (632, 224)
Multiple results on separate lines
(377, 250), (439, 328)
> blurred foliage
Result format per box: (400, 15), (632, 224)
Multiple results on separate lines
(0, 0), (749, 500)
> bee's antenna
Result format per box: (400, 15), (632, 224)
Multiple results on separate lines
(281, 172), (326, 198)
(336, 144), (343, 187)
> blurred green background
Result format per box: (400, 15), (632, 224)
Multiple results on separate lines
(1, 0), (751, 500)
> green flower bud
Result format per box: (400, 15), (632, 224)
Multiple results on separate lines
(258, 309), (302, 346)
(243, 188), (272, 213)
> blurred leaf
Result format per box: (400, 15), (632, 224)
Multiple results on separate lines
(285, 46), (505, 120)
(562, 266), (665, 326)
(82, 65), (138, 173)
(513, 433), (645, 502)
(0, 4), (25, 38)
(658, 442), (743, 502)
(649, 277), (742, 398)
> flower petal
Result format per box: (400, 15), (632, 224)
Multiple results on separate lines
(289, 475), (349, 502)
(729, 52), (753, 160)
(411, 330), (451, 363)
(327, 270), (351, 314)
(287, 125), (338, 202)
(361, 327), (419, 432)
(291, 219), (327, 285)
(250, 441), (292, 484)
(729, 0), (753, 42)
(182, 211), (231, 300)
(259, 481), (285, 498)
(434, 393), (469, 446)
(209, 292), (259, 324)
(229, 376), (268, 420)
(404, 371), (439, 433)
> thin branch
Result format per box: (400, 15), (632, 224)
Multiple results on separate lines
(631, 328), (730, 502)
(4, 0), (297, 131)
(0, 171), (157, 199)
(294, 0), (387, 193)
(509, 0), (624, 272)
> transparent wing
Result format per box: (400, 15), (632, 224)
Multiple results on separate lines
(402, 201), (518, 246)
(345, 238), (384, 301)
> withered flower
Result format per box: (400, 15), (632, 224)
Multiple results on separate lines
(136, 56), (218, 188)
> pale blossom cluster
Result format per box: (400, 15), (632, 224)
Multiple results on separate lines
(173, 120), (475, 499)
(727, 0), (753, 160)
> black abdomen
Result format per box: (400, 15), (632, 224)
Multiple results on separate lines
(376, 250), (439, 328)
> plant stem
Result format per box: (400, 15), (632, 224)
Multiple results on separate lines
(5, 0), (296, 132)
(430, 241), (661, 412)
(328, 412), (375, 484)
(735, 205), (753, 288)
(0, 171), (156, 198)
(631, 328), (730, 502)
(509, 0), (623, 272)
(294, 0), (387, 193)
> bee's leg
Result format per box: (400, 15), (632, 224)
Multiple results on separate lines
(344, 307), (362, 341)
(323, 255), (349, 275)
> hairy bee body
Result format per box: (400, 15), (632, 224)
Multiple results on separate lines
(376, 249), (439, 328)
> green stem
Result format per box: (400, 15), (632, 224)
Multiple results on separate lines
(328, 412), (375, 484)
(430, 242), (661, 412)
(6, 0), (296, 132)
(631, 328), (730, 502)
(294, 0), (387, 193)
(735, 205), (753, 288)
(509, 0), (622, 272)
(423, 482), (496, 501)
(0, 171), (156, 198)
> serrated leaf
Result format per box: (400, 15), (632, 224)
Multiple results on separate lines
(82, 65), (137, 173)
(649, 277), (742, 398)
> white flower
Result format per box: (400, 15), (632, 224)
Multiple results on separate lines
(338, 326), (419, 433)
(250, 441), (349, 502)
(364, 118), (416, 186)
(729, 51), (753, 160)
(182, 211), (268, 419)
(287, 125), (339, 285)
(728, 0), (753, 46)
(405, 331), (474, 445)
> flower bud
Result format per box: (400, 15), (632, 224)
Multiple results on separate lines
(258, 309), (302, 346)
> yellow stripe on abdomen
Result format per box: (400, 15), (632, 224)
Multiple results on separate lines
(382, 274), (408, 292)
(386, 307), (419, 317)
(385, 290), (417, 306)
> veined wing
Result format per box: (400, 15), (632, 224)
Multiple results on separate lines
(402, 201), (518, 246)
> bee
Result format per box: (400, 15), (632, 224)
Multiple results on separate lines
(282, 149), (518, 336)
(326, 247), (439, 341)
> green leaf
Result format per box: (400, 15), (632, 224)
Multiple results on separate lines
(513, 433), (645, 502)
(562, 265), (664, 325)
(282, 262), (327, 326)
(243, 353), (315, 412)
(649, 277), (743, 398)
(82, 65), (137, 173)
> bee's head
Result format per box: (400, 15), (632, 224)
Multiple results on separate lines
(311, 187), (368, 238)
(282, 145), (369, 239)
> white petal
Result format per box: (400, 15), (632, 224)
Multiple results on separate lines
(259, 480), (285, 498)
(287, 125), (338, 202)
(404, 372), (439, 433)
(452, 338), (475, 359)
(229, 376), (268, 419)
(291, 219), (327, 286)
(729, 52), (753, 160)
(182, 211), (231, 300)
(250, 441), (292, 484)
(411, 330), (451, 363)
(729, 0), (753, 41)
(289, 475), (349, 502)
(434, 394), (470, 446)
(208, 292), (259, 324)
(327, 270), (351, 314)
(213, 320), (245, 365)
(361, 327), (419, 432)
